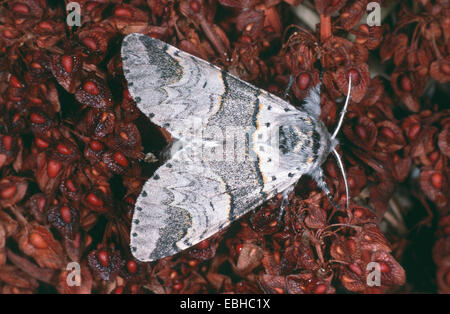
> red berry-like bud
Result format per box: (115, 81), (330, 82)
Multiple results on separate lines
(82, 37), (98, 51)
(83, 81), (99, 95)
(313, 284), (327, 294)
(296, 73), (311, 90)
(431, 173), (443, 189)
(400, 75), (412, 92)
(2, 135), (12, 151)
(173, 283), (184, 291)
(126, 260), (137, 274)
(114, 7), (132, 18)
(441, 63), (450, 75)
(348, 177), (355, 189)
(190, 0), (200, 13)
(348, 69), (360, 85)
(12, 3), (30, 14)
(240, 35), (252, 44)
(30, 233), (47, 249)
(353, 208), (365, 218)
(86, 193), (103, 207)
(347, 239), (357, 253)
(38, 21), (53, 31)
(0, 185), (16, 199)
(378, 262), (391, 273)
(89, 140), (103, 151)
(349, 263), (363, 276)
(188, 260), (199, 267)
(35, 138), (50, 149)
(380, 127), (395, 140)
(355, 125), (368, 140)
(97, 250), (109, 267)
(3, 29), (16, 39)
(65, 179), (77, 192)
(113, 286), (124, 294)
(57, 143), (72, 155)
(30, 113), (46, 124)
(113, 152), (129, 167)
(10, 75), (23, 88)
(407, 124), (421, 139)
(196, 239), (209, 249)
(47, 160), (61, 178)
(60, 206), (72, 224)
(429, 151), (440, 162)
(31, 62), (42, 69)
(61, 55), (73, 73)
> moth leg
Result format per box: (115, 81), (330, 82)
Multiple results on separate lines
(278, 185), (294, 224)
(284, 75), (295, 99)
(311, 168), (341, 211)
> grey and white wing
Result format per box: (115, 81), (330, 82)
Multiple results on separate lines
(130, 142), (270, 262)
(131, 146), (303, 262)
(121, 33), (226, 138)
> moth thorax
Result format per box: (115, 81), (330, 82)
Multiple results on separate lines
(278, 121), (332, 170)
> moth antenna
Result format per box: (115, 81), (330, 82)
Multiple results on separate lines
(331, 148), (350, 213)
(284, 75), (294, 99)
(311, 168), (340, 211)
(278, 186), (294, 225)
(331, 73), (352, 140)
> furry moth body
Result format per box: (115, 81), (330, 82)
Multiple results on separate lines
(122, 33), (343, 262)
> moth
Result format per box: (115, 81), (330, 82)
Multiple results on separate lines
(121, 33), (352, 262)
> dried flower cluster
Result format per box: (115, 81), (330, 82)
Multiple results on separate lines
(0, 0), (448, 294)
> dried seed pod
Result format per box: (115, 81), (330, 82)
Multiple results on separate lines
(351, 24), (383, 50)
(430, 59), (450, 83)
(236, 9), (265, 39)
(0, 134), (19, 169)
(249, 198), (282, 235)
(78, 23), (115, 63)
(187, 237), (219, 261)
(29, 108), (54, 138)
(16, 224), (65, 269)
(391, 70), (425, 112)
(108, 4), (149, 34)
(369, 250), (406, 288)
(0, 177), (28, 208)
(292, 70), (320, 100)
(8, 0), (45, 19)
(87, 247), (124, 281)
(83, 188), (111, 214)
(105, 123), (143, 159)
(258, 274), (286, 293)
(420, 169), (448, 208)
(75, 75), (113, 110)
(339, 0), (368, 31)
(25, 193), (47, 223)
(344, 117), (378, 149)
(77, 108), (115, 138)
(375, 121), (406, 153)
(25, 51), (52, 83)
(50, 52), (83, 93)
(333, 63), (370, 103)
(34, 20), (65, 48)
(59, 178), (82, 203)
(47, 204), (80, 239)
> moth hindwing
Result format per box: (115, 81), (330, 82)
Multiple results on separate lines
(122, 33), (332, 262)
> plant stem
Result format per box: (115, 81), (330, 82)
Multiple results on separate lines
(320, 14), (331, 42)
